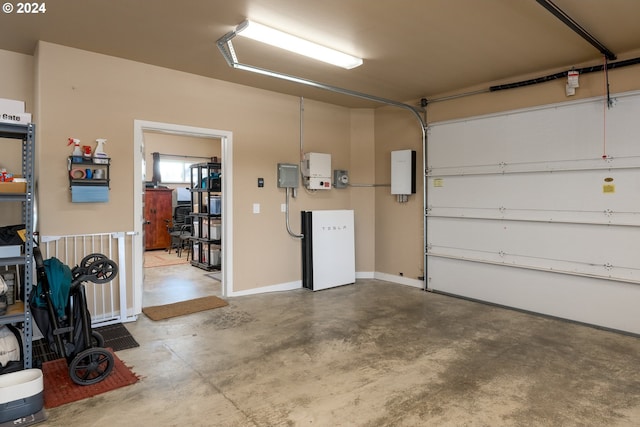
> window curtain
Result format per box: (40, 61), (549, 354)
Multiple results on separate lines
(152, 152), (161, 184)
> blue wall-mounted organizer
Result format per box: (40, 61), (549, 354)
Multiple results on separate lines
(68, 157), (111, 203)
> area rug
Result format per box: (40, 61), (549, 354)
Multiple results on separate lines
(144, 250), (189, 268)
(42, 349), (139, 409)
(142, 296), (228, 321)
(33, 323), (139, 365)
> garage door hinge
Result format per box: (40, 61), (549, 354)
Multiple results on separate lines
(604, 263), (613, 271)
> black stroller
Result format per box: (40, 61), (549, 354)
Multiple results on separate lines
(31, 247), (119, 385)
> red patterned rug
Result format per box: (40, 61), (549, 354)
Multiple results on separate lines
(42, 349), (139, 409)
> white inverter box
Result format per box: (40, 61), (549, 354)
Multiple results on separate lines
(391, 149), (416, 195)
(302, 152), (332, 190)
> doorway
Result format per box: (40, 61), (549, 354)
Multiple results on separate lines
(133, 120), (233, 315)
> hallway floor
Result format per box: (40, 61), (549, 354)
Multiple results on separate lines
(41, 277), (640, 426)
(142, 260), (221, 307)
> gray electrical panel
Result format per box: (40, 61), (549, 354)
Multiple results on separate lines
(277, 163), (299, 188)
(333, 169), (349, 189)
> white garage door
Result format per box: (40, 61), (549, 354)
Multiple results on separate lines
(427, 91), (640, 335)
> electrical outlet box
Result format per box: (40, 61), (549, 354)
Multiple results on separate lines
(277, 163), (299, 188)
(302, 152), (332, 190)
(391, 149), (416, 195)
(333, 169), (349, 189)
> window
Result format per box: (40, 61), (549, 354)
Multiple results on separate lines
(159, 159), (193, 184)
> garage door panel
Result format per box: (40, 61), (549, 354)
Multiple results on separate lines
(428, 95), (640, 168)
(428, 217), (640, 282)
(428, 169), (640, 223)
(427, 91), (640, 334)
(428, 257), (640, 335)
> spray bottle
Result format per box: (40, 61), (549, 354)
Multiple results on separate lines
(68, 138), (83, 163)
(93, 139), (108, 164)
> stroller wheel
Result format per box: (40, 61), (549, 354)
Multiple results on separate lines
(80, 253), (108, 269)
(87, 259), (119, 284)
(91, 331), (105, 348)
(69, 347), (114, 386)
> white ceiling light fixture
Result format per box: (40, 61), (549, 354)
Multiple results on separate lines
(235, 20), (363, 70)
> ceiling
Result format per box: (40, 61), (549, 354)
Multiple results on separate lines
(1, 0), (639, 108)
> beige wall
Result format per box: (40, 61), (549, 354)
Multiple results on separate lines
(6, 41), (640, 294)
(0, 50), (34, 224)
(32, 42), (376, 293)
(374, 107), (425, 280)
(349, 109), (376, 273)
(0, 50), (34, 111)
(373, 50), (640, 281)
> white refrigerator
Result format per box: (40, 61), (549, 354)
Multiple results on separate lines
(301, 210), (356, 291)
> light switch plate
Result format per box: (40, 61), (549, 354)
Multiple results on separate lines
(253, 203), (260, 214)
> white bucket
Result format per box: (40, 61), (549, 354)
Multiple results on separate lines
(0, 369), (43, 404)
(0, 368), (44, 423)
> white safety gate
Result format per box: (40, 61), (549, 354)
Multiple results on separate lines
(427, 90), (640, 335)
(39, 232), (137, 327)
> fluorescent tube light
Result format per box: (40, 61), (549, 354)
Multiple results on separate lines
(235, 20), (363, 70)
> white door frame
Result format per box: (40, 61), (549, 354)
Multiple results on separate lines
(133, 120), (233, 314)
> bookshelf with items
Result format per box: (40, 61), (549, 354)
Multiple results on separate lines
(189, 162), (221, 271)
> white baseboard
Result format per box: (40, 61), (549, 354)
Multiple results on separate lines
(374, 272), (425, 289)
(229, 280), (302, 297)
(227, 272), (424, 297)
(356, 271), (375, 279)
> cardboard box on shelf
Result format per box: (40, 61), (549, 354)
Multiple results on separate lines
(0, 182), (27, 193)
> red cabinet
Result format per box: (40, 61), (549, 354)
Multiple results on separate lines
(144, 188), (173, 250)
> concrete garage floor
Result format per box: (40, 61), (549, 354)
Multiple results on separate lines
(42, 275), (640, 426)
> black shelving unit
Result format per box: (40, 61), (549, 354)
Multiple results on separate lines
(0, 122), (35, 370)
(189, 162), (221, 271)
